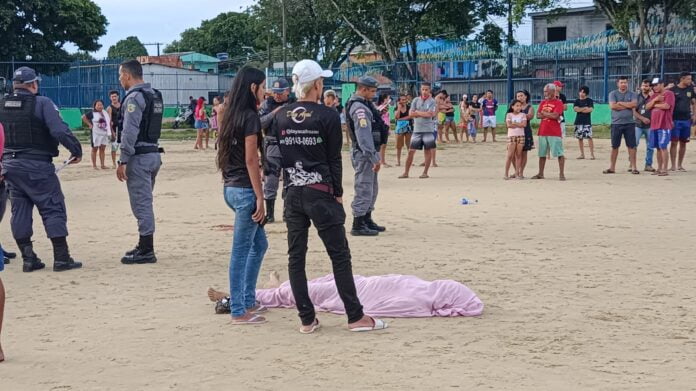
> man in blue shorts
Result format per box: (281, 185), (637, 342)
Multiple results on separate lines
(668, 72), (696, 171)
(399, 83), (437, 179)
(647, 78), (675, 176)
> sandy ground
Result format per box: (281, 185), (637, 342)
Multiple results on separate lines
(1, 137), (695, 390)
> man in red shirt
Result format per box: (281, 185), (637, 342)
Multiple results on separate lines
(532, 83), (566, 181)
(646, 78), (675, 176)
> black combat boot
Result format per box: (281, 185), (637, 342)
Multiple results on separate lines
(265, 199), (275, 224)
(51, 237), (83, 272)
(17, 239), (46, 273)
(350, 216), (379, 236)
(121, 235), (157, 264)
(365, 212), (386, 232)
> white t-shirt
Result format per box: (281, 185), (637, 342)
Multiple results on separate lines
(86, 110), (111, 137)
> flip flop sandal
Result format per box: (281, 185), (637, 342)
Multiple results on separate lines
(658, 172), (669, 176)
(678, 168), (687, 172)
(349, 317), (388, 332)
(231, 314), (267, 325)
(602, 169), (615, 174)
(419, 174), (429, 179)
(531, 174), (544, 179)
(299, 319), (321, 334)
(249, 302), (268, 314)
(631, 170), (640, 175)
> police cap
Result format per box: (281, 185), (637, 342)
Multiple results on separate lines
(13, 67), (41, 84)
(357, 76), (379, 89)
(271, 78), (290, 93)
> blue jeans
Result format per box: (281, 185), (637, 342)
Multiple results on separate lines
(635, 127), (654, 167)
(223, 187), (268, 317)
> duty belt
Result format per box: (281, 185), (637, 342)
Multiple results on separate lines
(134, 146), (165, 155)
(2, 152), (52, 163)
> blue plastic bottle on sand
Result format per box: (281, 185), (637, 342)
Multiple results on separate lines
(460, 198), (478, 205)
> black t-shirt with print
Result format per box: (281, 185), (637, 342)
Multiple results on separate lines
(269, 101), (344, 197)
(222, 110), (261, 188)
(670, 85), (696, 120)
(573, 98), (594, 125)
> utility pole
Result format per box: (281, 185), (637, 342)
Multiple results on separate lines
(506, 0), (514, 103)
(143, 42), (165, 56)
(282, 0), (287, 79)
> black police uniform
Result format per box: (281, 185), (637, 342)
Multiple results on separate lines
(0, 67), (83, 272)
(259, 93), (296, 223)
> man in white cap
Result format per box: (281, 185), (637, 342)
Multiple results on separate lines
(269, 59), (388, 334)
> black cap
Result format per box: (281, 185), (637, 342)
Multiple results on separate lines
(12, 66), (41, 83)
(357, 76), (379, 88)
(271, 78), (290, 93)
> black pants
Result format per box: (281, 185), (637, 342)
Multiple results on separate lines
(284, 186), (364, 326)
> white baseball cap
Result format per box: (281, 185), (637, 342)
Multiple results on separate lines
(292, 60), (333, 84)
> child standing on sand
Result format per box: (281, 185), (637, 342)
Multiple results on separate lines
(459, 98), (476, 142)
(505, 100), (527, 179)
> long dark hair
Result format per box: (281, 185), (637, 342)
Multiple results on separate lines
(217, 66), (266, 171)
(508, 90), (531, 113)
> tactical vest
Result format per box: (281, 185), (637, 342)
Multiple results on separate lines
(346, 97), (388, 151)
(119, 87), (163, 144)
(0, 93), (59, 156)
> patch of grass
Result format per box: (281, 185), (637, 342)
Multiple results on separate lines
(74, 129), (200, 144)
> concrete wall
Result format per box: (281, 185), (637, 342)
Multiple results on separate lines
(141, 64), (232, 106)
(532, 11), (610, 44)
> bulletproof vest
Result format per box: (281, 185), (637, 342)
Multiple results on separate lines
(0, 93), (59, 156)
(346, 97), (387, 151)
(119, 87), (163, 144)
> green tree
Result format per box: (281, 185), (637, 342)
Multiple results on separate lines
(107, 36), (148, 60)
(0, 0), (107, 62)
(250, 0), (362, 68)
(70, 51), (97, 62)
(329, 0), (483, 84)
(164, 12), (259, 60)
(595, 0), (696, 79)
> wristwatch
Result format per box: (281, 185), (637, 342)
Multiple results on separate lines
(117, 160), (127, 166)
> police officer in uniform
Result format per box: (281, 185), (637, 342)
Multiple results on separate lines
(116, 60), (163, 265)
(258, 78), (295, 223)
(346, 76), (388, 236)
(0, 67), (83, 272)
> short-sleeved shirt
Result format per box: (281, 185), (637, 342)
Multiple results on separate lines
(482, 98), (498, 116)
(222, 110), (261, 188)
(506, 113), (526, 137)
(573, 98), (594, 125)
(649, 91), (676, 131)
(537, 99), (564, 137)
(85, 110), (111, 136)
(411, 96), (436, 133)
(635, 93), (652, 129)
(670, 85), (695, 120)
(609, 89), (637, 124)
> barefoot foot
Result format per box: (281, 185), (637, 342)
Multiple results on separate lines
(207, 287), (228, 302)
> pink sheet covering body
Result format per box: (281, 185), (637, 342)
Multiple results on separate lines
(255, 274), (484, 317)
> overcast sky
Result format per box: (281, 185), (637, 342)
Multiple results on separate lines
(80, 0), (593, 58)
